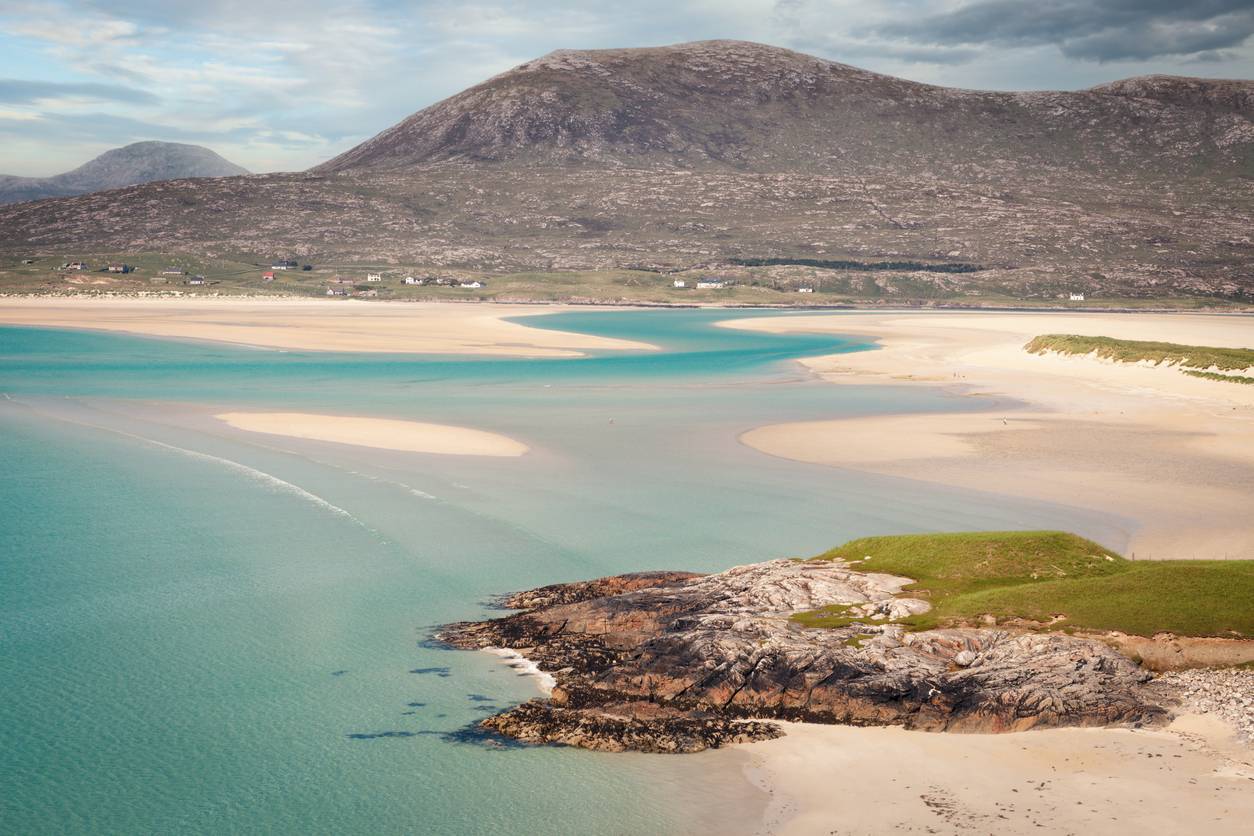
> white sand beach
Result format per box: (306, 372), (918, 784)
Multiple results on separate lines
(744, 716), (1253, 835)
(725, 311), (1254, 559)
(215, 411), (529, 456)
(0, 297), (653, 356)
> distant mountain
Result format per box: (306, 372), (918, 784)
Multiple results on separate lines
(0, 141), (249, 205)
(1, 41), (1250, 302)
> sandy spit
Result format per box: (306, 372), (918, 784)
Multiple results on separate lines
(215, 411), (528, 457)
(0, 297), (654, 356)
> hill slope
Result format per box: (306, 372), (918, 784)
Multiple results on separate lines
(0, 141), (249, 205)
(0, 41), (1250, 302)
(316, 40), (1253, 175)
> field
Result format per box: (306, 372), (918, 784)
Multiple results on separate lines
(792, 531), (1253, 637)
(0, 253), (1243, 309)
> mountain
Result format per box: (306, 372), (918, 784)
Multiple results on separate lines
(1, 41), (1250, 302)
(0, 141), (249, 205)
(316, 41), (1252, 175)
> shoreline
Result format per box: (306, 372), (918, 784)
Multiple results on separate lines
(723, 311), (1254, 560)
(0, 297), (655, 357)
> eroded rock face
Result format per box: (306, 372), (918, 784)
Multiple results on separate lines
(438, 559), (1167, 752)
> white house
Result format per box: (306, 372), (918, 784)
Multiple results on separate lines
(797, 287), (814, 293)
(459, 280), (484, 289)
(673, 279), (687, 288)
(366, 273), (382, 282)
(403, 276), (422, 285)
(696, 279), (727, 289)
(1069, 292), (1085, 301)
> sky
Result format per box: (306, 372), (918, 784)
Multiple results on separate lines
(1, 0), (1252, 176)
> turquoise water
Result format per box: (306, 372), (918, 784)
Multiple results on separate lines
(0, 310), (1131, 834)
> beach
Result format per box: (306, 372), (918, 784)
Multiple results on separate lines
(744, 716), (1253, 835)
(0, 297), (654, 356)
(725, 311), (1254, 560)
(215, 412), (529, 456)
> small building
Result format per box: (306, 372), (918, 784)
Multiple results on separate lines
(1069, 292), (1085, 301)
(696, 279), (728, 289)
(332, 275), (354, 284)
(271, 259), (299, 270)
(21, 258), (35, 265)
(797, 287), (814, 293)
(355, 288), (378, 297)
(161, 268), (186, 276)
(106, 263), (132, 273)
(186, 277), (206, 286)
(326, 287), (348, 296)
(64, 261), (88, 271)
(673, 279), (687, 288)
(458, 280), (484, 289)
(261, 271), (275, 281)
(403, 276), (423, 285)
(366, 273), (382, 282)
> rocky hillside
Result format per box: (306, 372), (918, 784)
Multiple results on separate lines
(316, 41), (1253, 176)
(0, 41), (1250, 301)
(0, 141), (248, 205)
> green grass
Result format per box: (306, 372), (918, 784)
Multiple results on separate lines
(1026, 334), (1254, 377)
(792, 531), (1253, 637)
(1183, 369), (1254, 384)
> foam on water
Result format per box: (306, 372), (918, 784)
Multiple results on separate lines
(484, 647), (557, 693)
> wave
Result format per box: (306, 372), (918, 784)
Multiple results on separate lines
(137, 435), (362, 522)
(484, 647), (557, 694)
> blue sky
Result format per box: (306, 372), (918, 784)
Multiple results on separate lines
(2, 0), (1251, 176)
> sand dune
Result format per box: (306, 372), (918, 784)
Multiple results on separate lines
(724, 311), (1254, 559)
(215, 412), (528, 457)
(0, 297), (653, 356)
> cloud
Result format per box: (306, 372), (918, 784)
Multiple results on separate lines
(0, 78), (158, 105)
(876, 0), (1254, 63)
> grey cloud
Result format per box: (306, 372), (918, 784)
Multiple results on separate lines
(0, 78), (158, 105)
(876, 0), (1254, 62)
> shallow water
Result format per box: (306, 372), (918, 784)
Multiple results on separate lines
(0, 310), (1131, 834)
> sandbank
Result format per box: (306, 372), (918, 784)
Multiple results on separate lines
(744, 717), (1252, 835)
(215, 411), (528, 457)
(0, 297), (653, 356)
(724, 311), (1254, 559)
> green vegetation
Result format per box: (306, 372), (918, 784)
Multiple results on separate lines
(3, 253), (1246, 309)
(1183, 370), (1254, 384)
(1026, 334), (1254, 380)
(792, 531), (1253, 638)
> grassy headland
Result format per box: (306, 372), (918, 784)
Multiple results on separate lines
(793, 531), (1253, 637)
(1026, 334), (1254, 381)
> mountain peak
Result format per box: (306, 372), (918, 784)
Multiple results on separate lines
(0, 140), (249, 205)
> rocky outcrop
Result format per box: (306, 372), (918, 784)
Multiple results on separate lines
(438, 558), (1168, 753)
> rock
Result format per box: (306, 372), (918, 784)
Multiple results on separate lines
(437, 558), (1170, 753)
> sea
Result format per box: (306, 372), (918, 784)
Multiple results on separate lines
(0, 309), (1131, 834)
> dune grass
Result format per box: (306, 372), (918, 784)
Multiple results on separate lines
(1025, 334), (1254, 378)
(792, 531), (1253, 637)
